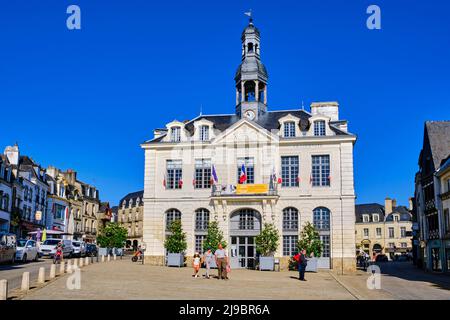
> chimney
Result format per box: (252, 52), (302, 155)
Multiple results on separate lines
(408, 197), (414, 211)
(385, 197), (393, 214)
(310, 102), (339, 121)
(4, 145), (19, 166)
(392, 199), (397, 210)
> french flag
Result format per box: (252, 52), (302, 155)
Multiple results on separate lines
(211, 164), (218, 184)
(239, 164), (247, 184)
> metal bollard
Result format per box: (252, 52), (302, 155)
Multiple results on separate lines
(38, 267), (45, 284)
(21, 272), (30, 291)
(0, 279), (7, 300)
(50, 264), (56, 279)
(59, 261), (65, 274)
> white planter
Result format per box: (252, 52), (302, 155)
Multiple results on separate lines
(259, 256), (275, 271)
(98, 247), (108, 257)
(305, 257), (318, 272)
(167, 253), (184, 267)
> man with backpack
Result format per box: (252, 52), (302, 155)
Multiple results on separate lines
(294, 249), (308, 281)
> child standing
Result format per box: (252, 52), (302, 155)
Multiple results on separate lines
(192, 252), (201, 278)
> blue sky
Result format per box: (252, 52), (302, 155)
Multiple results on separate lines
(1, 1), (449, 206)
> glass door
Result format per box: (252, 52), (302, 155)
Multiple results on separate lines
(231, 236), (255, 269)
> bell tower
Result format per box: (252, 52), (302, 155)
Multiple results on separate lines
(235, 15), (268, 121)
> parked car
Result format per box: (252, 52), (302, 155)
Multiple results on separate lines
(375, 254), (389, 262)
(39, 239), (73, 258)
(15, 239), (39, 262)
(0, 232), (16, 264)
(72, 240), (86, 257)
(85, 243), (98, 257)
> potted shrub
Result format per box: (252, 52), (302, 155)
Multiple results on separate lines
(255, 223), (280, 271)
(96, 223), (127, 257)
(202, 221), (227, 269)
(164, 219), (187, 267)
(297, 222), (322, 272)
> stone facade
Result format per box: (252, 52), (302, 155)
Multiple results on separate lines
(355, 198), (413, 260)
(118, 191), (144, 250)
(141, 19), (357, 273)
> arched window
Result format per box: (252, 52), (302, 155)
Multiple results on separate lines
(166, 209), (181, 230)
(283, 207), (299, 256)
(195, 208), (209, 231)
(313, 207), (331, 259)
(313, 207), (330, 230)
(247, 42), (254, 53)
(239, 209), (255, 230)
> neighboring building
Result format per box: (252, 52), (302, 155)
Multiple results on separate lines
(46, 166), (71, 235)
(415, 121), (450, 272)
(436, 156), (450, 272)
(118, 191), (144, 250)
(4, 145), (48, 238)
(61, 169), (100, 242)
(0, 155), (13, 232)
(111, 206), (118, 223)
(97, 202), (113, 232)
(355, 198), (413, 260)
(141, 18), (357, 272)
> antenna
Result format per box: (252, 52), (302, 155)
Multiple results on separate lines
(301, 100), (305, 110)
(200, 104), (203, 116)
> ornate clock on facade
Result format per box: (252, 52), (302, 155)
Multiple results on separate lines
(244, 110), (256, 120)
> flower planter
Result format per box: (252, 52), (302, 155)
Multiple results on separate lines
(305, 257), (318, 272)
(167, 253), (184, 267)
(259, 256), (275, 271)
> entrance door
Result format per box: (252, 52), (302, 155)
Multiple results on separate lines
(231, 236), (255, 269)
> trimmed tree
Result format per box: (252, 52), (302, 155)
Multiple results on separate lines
(255, 223), (280, 256)
(297, 221), (323, 257)
(164, 219), (187, 253)
(203, 221), (227, 252)
(96, 222), (127, 248)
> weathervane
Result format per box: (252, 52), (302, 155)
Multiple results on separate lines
(244, 9), (253, 23)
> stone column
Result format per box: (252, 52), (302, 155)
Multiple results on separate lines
(264, 86), (267, 104)
(236, 88), (239, 105)
(241, 81), (245, 102)
(255, 80), (259, 102)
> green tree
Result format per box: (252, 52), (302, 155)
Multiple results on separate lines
(297, 221), (323, 257)
(255, 223), (280, 256)
(164, 219), (187, 253)
(202, 221), (227, 252)
(96, 222), (127, 248)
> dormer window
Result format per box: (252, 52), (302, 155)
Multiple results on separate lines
(314, 120), (326, 136)
(373, 214), (380, 222)
(393, 215), (399, 222)
(170, 126), (181, 142)
(284, 122), (296, 138)
(200, 125), (210, 141)
(362, 214), (370, 223)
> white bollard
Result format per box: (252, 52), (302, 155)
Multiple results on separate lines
(107, 254), (111, 262)
(85, 256), (89, 265)
(113, 254), (117, 261)
(59, 261), (65, 275)
(0, 279), (7, 300)
(21, 272), (30, 291)
(101, 255), (105, 263)
(79, 258), (83, 268)
(50, 264), (56, 279)
(67, 260), (73, 274)
(38, 267), (45, 284)
(73, 258), (78, 268)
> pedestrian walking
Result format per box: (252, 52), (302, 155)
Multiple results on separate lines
(192, 252), (201, 278)
(203, 248), (214, 279)
(214, 243), (229, 280)
(295, 249), (308, 281)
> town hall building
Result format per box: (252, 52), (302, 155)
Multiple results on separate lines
(141, 18), (357, 273)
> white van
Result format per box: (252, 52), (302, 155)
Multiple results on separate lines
(39, 238), (74, 258)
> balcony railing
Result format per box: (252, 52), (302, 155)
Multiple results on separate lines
(211, 184), (278, 197)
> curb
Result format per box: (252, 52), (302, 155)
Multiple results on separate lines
(328, 272), (364, 300)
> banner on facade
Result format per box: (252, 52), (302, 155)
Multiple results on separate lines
(35, 211), (42, 221)
(236, 184), (269, 195)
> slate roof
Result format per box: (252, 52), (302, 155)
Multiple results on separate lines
(119, 190), (144, 207)
(425, 121), (450, 169)
(146, 109), (351, 144)
(355, 203), (411, 222)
